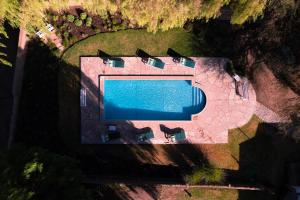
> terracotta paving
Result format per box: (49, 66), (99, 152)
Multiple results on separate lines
(80, 57), (256, 144)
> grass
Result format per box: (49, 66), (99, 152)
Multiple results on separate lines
(184, 166), (225, 184)
(62, 29), (201, 66)
(199, 115), (262, 170)
(176, 188), (237, 200)
(175, 188), (276, 200)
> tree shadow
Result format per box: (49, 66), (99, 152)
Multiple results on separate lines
(226, 121), (300, 199)
(0, 23), (19, 148)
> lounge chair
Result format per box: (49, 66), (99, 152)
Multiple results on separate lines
(107, 124), (117, 132)
(137, 130), (154, 142)
(107, 124), (121, 140)
(107, 58), (124, 68)
(101, 134), (109, 143)
(179, 57), (195, 68)
(146, 58), (165, 69)
(36, 30), (45, 39)
(170, 131), (186, 143)
(46, 23), (54, 32)
(80, 88), (86, 107)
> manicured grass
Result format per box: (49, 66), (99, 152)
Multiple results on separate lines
(199, 115), (262, 170)
(176, 188), (237, 200)
(175, 188), (275, 200)
(62, 29), (200, 66)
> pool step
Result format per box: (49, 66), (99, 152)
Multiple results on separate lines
(192, 87), (201, 106)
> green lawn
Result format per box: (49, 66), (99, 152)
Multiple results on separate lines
(62, 29), (201, 66)
(175, 188), (275, 200)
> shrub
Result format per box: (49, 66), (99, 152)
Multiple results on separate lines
(86, 17), (92, 27)
(112, 19), (118, 25)
(67, 14), (75, 22)
(74, 19), (83, 27)
(52, 15), (59, 22)
(80, 12), (87, 20)
(62, 37), (69, 47)
(184, 166), (225, 185)
(62, 15), (67, 21)
(63, 31), (69, 39)
(99, 10), (108, 19)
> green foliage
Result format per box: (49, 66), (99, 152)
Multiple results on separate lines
(86, 17), (92, 27)
(0, 48), (12, 67)
(52, 15), (59, 22)
(0, 145), (91, 200)
(74, 19), (83, 27)
(184, 166), (225, 184)
(80, 12), (87, 20)
(63, 31), (69, 39)
(112, 19), (118, 25)
(231, 0), (267, 24)
(67, 14), (75, 22)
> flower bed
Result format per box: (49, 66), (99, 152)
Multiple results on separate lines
(47, 8), (139, 47)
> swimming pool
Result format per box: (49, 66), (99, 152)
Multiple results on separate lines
(103, 80), (206, 120)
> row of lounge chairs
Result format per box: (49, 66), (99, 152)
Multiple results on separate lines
(101, 125), (186, 144)
(102, 56), (196, 69)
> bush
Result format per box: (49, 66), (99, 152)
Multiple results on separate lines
(86, 17), (92, 27)
(74, 19), (83, 27)
(112, 19), (118, 25)
(52, 15), (59, 22)
(67, 14), (75, 22)
(80, 12), (87, 20)
(62, 37), (69, 47)
(184, 166), (225, 185)
(63, 31), (69, 39)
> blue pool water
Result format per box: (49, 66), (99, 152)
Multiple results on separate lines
(103, 80), (206, 120)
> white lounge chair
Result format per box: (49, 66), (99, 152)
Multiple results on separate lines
(36, 30), (45, 38)
(46, 23), (54, 32)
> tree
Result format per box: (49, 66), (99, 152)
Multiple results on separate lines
(0, 145), (91, 200)
(231, 0), (267, 24)
(0, 0), (20, 67)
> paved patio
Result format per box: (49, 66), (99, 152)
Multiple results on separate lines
(80, 57), (256, 144)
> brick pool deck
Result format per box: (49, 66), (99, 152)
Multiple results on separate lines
(80, 57), (256, 144)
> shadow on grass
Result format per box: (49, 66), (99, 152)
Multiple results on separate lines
(0, 23), (19, 148)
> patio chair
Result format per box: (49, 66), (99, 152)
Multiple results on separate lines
(80, 88), (86, 107)
(107, 124), (121, 140)
(107, 58), (124, 68)
(146, 58), (165, 69)
(179, 57), (196, 68)
(170, 130), (186, 143)
(101, 133), (109, 143)
(107, 124), (117, 132)
(136, 129), (154, 142)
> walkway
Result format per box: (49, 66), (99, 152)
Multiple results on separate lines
(80, 57), (257, 144)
